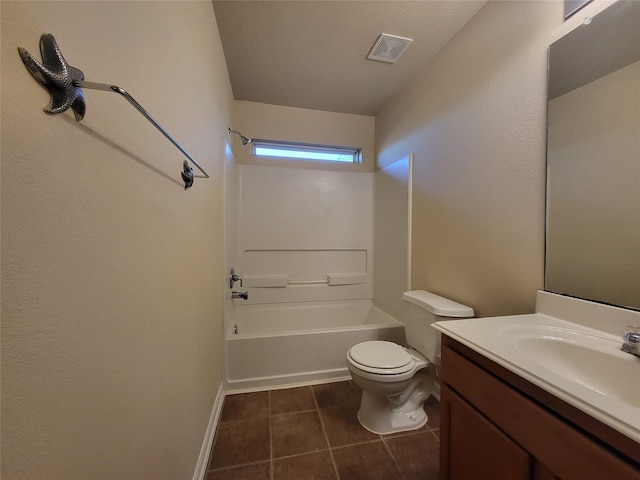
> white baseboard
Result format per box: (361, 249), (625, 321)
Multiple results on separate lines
(192, 384), (225, 480)
(224, 368), (351, 394)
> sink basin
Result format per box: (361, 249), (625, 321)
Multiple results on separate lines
(498, 324), (640, 408)
(432, 309), (640, 443)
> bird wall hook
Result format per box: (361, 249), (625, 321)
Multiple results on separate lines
(17, 33), (210, 189)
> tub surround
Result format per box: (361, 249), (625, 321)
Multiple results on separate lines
(233, 164), (374, 308)
(434, 290), (640, 472)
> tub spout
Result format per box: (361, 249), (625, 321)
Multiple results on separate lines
(232, 291), (248, 300)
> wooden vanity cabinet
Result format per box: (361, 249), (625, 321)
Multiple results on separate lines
(439, 336), (640, 480)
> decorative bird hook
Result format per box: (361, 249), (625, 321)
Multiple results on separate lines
(17, 33), (210, 189)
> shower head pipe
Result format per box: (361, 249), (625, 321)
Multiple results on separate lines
(228, 128), (252, 146)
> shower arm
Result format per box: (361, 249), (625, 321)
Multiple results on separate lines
(76, 80), (210, 183)
(228, 128), (252, 146)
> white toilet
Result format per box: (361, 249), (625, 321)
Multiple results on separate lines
(346, 290), (474, 434)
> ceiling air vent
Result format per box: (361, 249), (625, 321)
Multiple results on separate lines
(367, 33), (413, 64)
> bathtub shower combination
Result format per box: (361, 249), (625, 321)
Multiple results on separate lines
(224, 160), (413, 391)
(225, 299), (405, 391)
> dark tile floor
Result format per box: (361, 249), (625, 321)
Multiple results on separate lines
(205, 380), (440, 480)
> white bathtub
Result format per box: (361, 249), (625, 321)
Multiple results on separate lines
(225, 299), (406, 391)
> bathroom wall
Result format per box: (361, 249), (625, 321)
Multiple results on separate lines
(375, 0), (614, 317)
(1, 2), (233, 479)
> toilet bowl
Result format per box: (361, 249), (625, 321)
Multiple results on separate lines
(347, 340), (433, 433)
(346, 291), (474, 434)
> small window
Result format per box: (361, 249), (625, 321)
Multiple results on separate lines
(251, 139), (361, 163)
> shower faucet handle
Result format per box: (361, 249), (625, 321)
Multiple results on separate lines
(229, 268), (243, 289)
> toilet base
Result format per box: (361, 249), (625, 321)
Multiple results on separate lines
(356, 373), (431, 434)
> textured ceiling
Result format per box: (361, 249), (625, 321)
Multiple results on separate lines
(213, 1), (485, 116)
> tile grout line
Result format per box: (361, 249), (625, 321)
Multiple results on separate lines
(207, 459), (271, 474)
(268, 407), (318, 417)
(311, 385), (342, 480)
(328, 437), (385, 454)
(381, 434), (408, 480)
(270, 447), (333, 461)
(268, 390), (274, 480)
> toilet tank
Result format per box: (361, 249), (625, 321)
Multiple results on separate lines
(402, 290), (474, 364)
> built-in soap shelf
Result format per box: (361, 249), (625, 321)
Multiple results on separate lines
(327, 273), (367, 286)
(244, 275), (288, 288)
(243, 272), (367, 288)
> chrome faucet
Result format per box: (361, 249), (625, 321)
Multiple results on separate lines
(621, 326), (640, 357)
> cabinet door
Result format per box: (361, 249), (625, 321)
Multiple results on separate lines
(441, 385), (531, 480)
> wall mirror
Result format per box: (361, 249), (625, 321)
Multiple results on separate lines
(546, 0), (640, 310)
(564, 0), (592, 19)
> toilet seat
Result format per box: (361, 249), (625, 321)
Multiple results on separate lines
(348, 341), (415, 375)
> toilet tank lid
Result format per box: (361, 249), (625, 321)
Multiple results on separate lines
(403, 290), (474, 317)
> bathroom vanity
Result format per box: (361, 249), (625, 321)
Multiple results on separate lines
(439, 337), (639, 479)
(434, 292), (640, 480)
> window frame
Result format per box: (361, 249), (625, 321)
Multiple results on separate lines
(250, 138), (362, 164)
